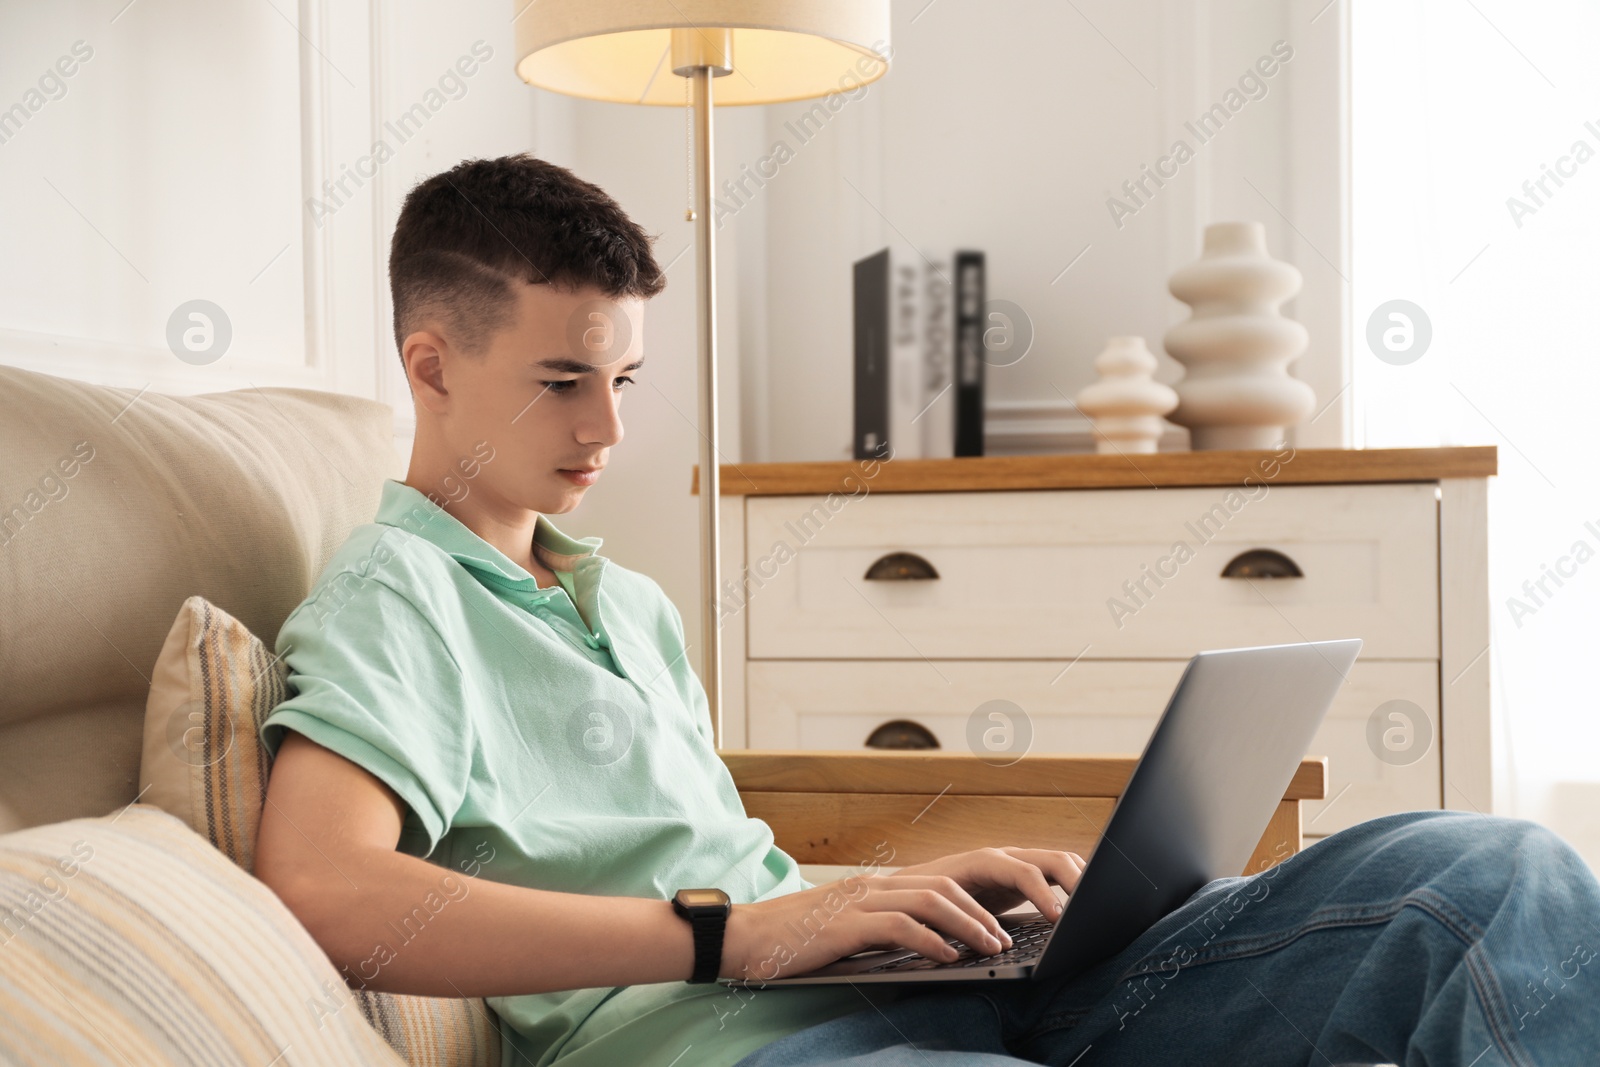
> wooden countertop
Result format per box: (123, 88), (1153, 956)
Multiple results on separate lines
(691, 446), (1497, 496)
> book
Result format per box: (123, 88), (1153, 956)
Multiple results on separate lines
(919, 252), (956, 459)
(852, 248), (924, 460)
(852, 247), (984, 460)
(852, 250), (888, 460)
(954, 250), (986, 457)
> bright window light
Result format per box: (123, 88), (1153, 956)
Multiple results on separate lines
(1353, 0), (1600, 865)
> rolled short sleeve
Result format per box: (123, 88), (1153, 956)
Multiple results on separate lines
(260, 577), (471, 859)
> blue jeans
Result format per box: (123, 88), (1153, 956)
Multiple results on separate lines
(734, 811), (1600, 1066)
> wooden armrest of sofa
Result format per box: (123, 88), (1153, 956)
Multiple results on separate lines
(725, 751), (1328, 877)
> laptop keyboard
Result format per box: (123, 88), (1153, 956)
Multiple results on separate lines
(860, 918), (1055, 974)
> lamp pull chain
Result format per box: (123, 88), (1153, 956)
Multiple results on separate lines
(684, 75), (697, 222)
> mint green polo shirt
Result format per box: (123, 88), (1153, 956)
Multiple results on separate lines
(259, 479), (866, 1067)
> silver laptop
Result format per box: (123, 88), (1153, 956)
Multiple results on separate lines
(734, 639), (1361, 987)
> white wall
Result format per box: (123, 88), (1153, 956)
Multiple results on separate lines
(0, 0), (1348, 699)
(696, 0), (1349, 461)
(0, 0), (543, 406)
(0, 0), (338, 393)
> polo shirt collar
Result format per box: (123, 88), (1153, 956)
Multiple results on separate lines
(372, 479), (657, 683)
(373, 478), (606, 588)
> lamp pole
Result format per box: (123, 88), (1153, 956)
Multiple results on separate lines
(674, 29), (731, 748)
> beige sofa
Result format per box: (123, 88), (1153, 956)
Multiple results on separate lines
(0, 365), (503, 1064)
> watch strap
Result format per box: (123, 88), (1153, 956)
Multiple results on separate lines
(685, 909), (725, 983)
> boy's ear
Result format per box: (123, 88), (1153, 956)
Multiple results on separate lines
(403, 331), (451, 413)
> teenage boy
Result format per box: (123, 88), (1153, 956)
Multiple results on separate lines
(256, 154), (1600, 1067)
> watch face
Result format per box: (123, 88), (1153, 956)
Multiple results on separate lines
(677, 888), (730, 908)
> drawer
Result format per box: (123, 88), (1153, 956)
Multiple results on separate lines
(746, 658), (1441, 835)
(744, 483), (1438, 660)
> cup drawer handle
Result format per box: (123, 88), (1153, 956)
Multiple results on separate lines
(864, 551), (940, 581)
(1220, 548), (1304, 579)
(865, 719), (941, 750)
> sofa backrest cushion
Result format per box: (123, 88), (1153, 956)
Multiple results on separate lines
(0, 365), (400, 832)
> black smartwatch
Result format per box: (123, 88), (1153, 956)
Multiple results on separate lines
(673, 888), (731, 983)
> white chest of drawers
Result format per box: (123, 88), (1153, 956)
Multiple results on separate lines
(696, 447), (1498, 839)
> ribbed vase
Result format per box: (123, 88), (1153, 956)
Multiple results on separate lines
(1163, 221), (1315, 450)
(1075, 336), (1177, 454)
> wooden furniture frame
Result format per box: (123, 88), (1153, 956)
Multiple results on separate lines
(692, 446), (1496, 497)
(725, 751), (1328, 876)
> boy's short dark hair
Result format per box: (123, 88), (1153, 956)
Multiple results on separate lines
(389, 153), (666, 363)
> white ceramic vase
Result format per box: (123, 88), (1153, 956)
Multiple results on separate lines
(1163, 221), (1315, 450)
(1075, 336), (1178, 454)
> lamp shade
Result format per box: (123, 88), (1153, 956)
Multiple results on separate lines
(513, 0), (891, 105)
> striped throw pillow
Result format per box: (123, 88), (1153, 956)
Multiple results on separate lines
(139, 595), (501, 1067)
(0, 804), (411, 1065)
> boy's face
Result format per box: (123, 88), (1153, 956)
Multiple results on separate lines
(407, 279), (645, 516)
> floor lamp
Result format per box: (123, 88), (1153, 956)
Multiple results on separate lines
(515, 2), (891, 747)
